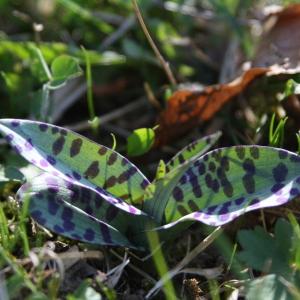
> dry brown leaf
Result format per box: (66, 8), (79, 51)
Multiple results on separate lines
(155, 68), (267, 146)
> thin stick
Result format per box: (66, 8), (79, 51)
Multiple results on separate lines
(132, 0), (177, 86)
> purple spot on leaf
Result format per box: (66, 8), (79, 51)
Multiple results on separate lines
(48, 197), (60, 215)
(279, 150), (288, 159)
(179, 175), (187, 185)
(52, 136), (65, 156)
(172, 186), (184, 202)
(60, 129), (68, 136)
(53, 224), (64, 233)
(243, 159), (255, 174)
(25, 138), (33, 151)
(235, 197), (245, 206)
(31, 210), (46, 225)
(45, 176), (58, 186)
(249, 198), (260, 208)
(98, 147), (108, 156)
(272, 163), (288, 182)
(84, 161), (100, 179)
(40, 159), (49, 168)
(128, 167), (137, 177)
(290, 188), (300, 196)
(219, 202), (231, 214)
(107, 153), (117, 165)
(72, 171), (81, 180)
(121, 158), (128, 166)
(276, 197), (287, 204)
(70, 138), (83, 157)
(141, 179), (149, 189)
(84, 228), (95, 241)
(129, 206), (137, 214)
(11, 120), (20, 127)
(62, 207), (73, 221)
(85, 205), (93, 215)
(47, 155), (56, 165)
(51, 127), (59, 134)
(197, 162), (206, 175)
(39, 124), (48, 132)
(48, 187), (59, 194)
(13, 145), (22, 154)
(193, 211), (202, 219)
(211, 179), (220, 193)
(206, 204), (218, 214)
(290, 155), (300, 163)
(5, 134), (13, 142)
(271, 183), (284, 194)
(219, 214), (230, 222)
(63, 221), (75, 231)
(100, 224), (112, 243)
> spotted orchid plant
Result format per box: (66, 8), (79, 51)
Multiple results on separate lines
(1, 119), (300, 250)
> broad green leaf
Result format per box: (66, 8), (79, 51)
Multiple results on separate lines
(0, 165), (24, 182)
(18, 173), (138, 249)
(162, 146), (300, 226)
(50, 55), (82, 88)
(165, 131), (222, 172)
(245, 274), (293, 300)
(239, 226), (279, 272)
(0, 119), (150, 210)
(238, 219), (295, 276)
(127, 127), (155, 157)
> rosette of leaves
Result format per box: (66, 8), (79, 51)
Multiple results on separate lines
(1, 119), (300, 250)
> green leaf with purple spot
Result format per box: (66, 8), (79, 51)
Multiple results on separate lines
(0, 119), (150, 211)
(162, 146), (300, 226)
(165, 131), (222, 173)
(142, 131), (222, 224)
(2, 118), (300, 250)
(18, 173), (137, 248)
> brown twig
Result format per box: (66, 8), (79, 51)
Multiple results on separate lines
(132, 0), (177, 87)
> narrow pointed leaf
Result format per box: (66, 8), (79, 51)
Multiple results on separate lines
(0, 119), (150, 214)
(155, 160), (166, 180)
(165, 131), (221, 172)
(162, 146), (300, 226)
(17, 174), (140, 249)
(143, 132), (222, 224)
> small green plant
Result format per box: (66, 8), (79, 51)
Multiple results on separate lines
(1, 119), (300, 250)
(238, 218), (300, 299)
(269, 113), (288, 148)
